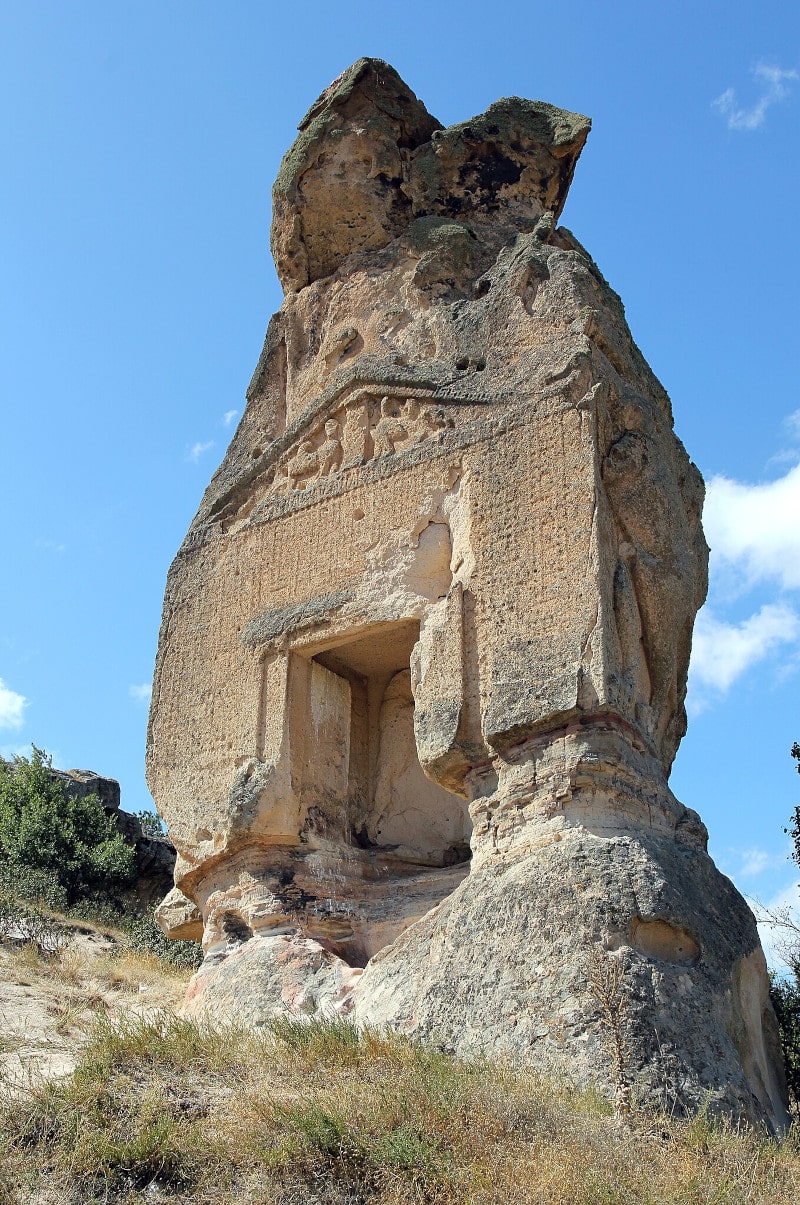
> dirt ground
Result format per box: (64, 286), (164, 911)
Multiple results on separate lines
(0, 927), (188, 1086)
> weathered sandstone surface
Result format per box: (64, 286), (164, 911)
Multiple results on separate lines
(147, 60), (789, 1128)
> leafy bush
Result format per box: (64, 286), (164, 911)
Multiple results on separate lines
(125, 910), (203, 970)
(771, 974), (800, 1109)
(0, 862), (68, 912)
(0, 747), (136, 905)
(66, 894), (127, 929)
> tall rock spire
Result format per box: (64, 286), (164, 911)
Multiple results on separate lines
(147, 61), (789, 1131)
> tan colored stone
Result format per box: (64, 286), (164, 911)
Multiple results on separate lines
(147, 59), (789, 1130)
(155, 886), (203, 941)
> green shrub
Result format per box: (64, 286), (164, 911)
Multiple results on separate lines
(771, 973), (800, 1109)
(0, 862), (68, 912)
(0, 747), (136, 905)
(125, 910), (203, 970)
(66, 894), (126, 929)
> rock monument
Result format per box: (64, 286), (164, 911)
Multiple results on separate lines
(147, 59), (789, 1128)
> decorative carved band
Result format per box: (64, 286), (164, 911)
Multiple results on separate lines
(270, 390), (455, 495)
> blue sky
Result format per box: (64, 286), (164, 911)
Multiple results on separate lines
(1, 2), (798, 962)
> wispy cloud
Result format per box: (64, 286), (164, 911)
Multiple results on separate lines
(786, 408), (800, 442)
(0, 678), (27, 731)
(737, 846), (790, 878)
(222, 409), (239, 428)
(704, 459), (800, 591)
(688, 602), (799, 704)
(713, 63), (798, 131)
(129, 682), (152, 704)
(187, 440), (214, 463)
(766, 409), (800, 468)
(35, 538), (66, 555)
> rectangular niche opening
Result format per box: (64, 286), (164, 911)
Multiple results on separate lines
(309, 620), (472, 868)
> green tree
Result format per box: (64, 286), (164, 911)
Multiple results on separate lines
(769, 741), (800, 1110)
(133, 808), (167, 839)
(787, 742), (800, 873)
(0, 747), (136, 904)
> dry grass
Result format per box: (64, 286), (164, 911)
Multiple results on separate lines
(52, 941), (189, 1006)
(0, 1013), (797, 1205)
(0, 935), (188, 1017)
(0, 923), (191, 1093)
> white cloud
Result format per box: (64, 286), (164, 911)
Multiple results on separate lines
(129, 682), (152, 704)
(35, 538), (66, 555)
(187, 440), (214, 463)
(689, 602), (800, 697)
(713, 63), (798, 131)
(704, 460), (800, 591)
(738, 846), (789, 878)
(0, 678), (27, 731)
(222, 409), (239, 428)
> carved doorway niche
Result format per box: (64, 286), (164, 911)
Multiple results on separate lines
(306, 620), (472, 869)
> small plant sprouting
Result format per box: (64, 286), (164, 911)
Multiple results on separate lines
(587, 945), (632, 1119)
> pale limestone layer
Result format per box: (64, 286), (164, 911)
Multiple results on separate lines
(147, 59), (789, 1130)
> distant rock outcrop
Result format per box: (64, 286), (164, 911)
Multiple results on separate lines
(147, 59), (789, 1130)
(54, 768), (175, 908)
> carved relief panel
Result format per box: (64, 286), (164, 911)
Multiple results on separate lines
(270, 390), (452, 495)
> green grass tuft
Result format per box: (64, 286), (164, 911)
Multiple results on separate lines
(1, 1013), (798, 1204)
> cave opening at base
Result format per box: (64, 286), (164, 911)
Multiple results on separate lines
(306, 618), (473, 870)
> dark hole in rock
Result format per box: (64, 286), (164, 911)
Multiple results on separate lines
(221, 911), (254, 945)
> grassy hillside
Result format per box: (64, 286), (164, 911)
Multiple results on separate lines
(0, 903), (189, 1085)
(0, 947), (798, 1205)
(0, 883), (798, 1203)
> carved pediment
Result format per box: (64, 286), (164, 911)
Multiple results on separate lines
(266, 388), (455, 496)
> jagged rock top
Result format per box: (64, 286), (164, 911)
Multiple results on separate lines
(271, 57), (591, 292)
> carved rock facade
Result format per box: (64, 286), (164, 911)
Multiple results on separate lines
(147, 60), (789, 1129)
